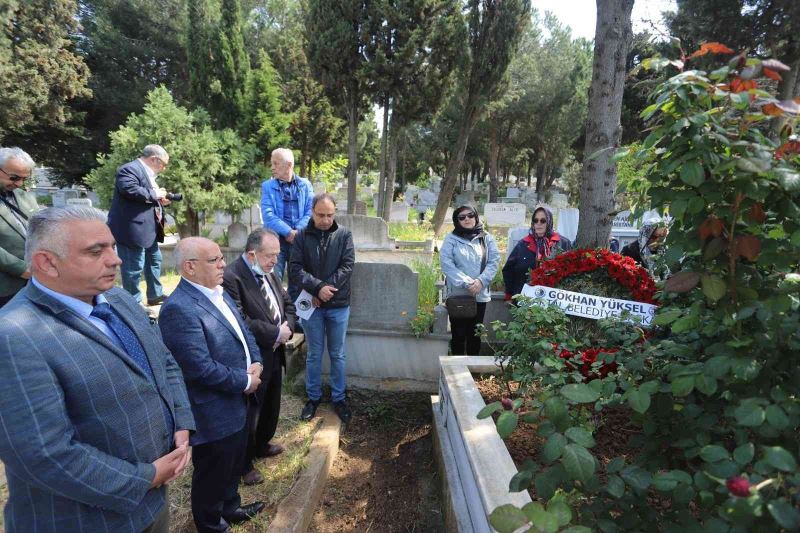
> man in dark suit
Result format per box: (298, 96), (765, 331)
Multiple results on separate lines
(223, 228), (296, 485)
(0, 206), (195, 532)
(159, 237), (265, 533)
(107, 144), (176, 306)
(0, 147), (39, 307)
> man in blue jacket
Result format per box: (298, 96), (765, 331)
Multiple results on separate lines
(107, 144), (177, 306)
(159, 237), (265, 532)
(260, 148), (313, 300)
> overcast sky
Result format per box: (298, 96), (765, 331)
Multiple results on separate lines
(534, 0), (677, 40)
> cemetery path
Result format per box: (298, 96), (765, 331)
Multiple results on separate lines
(308, 390), (445, 533)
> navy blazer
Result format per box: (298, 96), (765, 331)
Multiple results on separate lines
(158, 279), (262, 446)
(107, 159), (160, 249)
(0, 284), (195, 533)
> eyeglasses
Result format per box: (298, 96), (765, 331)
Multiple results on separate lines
(187, 255), (224, 265)
(457, 213), (476, 221)
(533, 218), (547, 224)
(0, 168), (28, 182)
(154, 157), (168, 168)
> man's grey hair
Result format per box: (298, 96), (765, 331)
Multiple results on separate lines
(245, 228), (279, 252)
(174, 236), (215, 271)
(0, 147), (36, 171)
(312, 192), (336, 209)
(141, 144), (168, 160)
(25, 207), (107, 264)
(271, 148), (294, 166)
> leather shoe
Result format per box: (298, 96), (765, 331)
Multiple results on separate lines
(147, 295), (165, 306)
(257, 443), (284, 458)
(300, 399), (320, 421)
(333, 400), (352, 424)
(242, 468), (264, 485)
(223, 501), (265, 524)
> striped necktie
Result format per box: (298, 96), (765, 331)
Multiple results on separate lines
(256, 274), (280, 322)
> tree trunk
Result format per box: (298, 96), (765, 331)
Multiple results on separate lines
(299, 135), (309, 178)
(431, 99), (481, 236)
(576, 0), (634, 248)
(527, 154), (533, 187)
(488, 123), (500, 202)
(346, 96), (359, 215)
(381, 120), (400, 222)
(377, 102), (390, 217)
(773, 52), (800, 137)
(178, 207), (201, 237)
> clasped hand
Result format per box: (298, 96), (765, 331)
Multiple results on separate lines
(467, 279), (483, 296)
(150, 430), (191, 488)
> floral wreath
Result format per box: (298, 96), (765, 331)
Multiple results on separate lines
(529, 248), (657, 304)
(528, 248), (657, 379)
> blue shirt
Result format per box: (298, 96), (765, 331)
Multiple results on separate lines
(279, 178), (301, 230)
(30, 277), (125, 350)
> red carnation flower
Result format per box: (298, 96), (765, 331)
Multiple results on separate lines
(726, 476), (751, 497)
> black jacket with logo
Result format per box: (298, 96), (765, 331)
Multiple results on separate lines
(288, 220), (355, 308)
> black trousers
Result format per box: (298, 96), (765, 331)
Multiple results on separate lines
(449, 302), (487, 355)
(243, 363), (283, 473)
(191, 426), (248, 533)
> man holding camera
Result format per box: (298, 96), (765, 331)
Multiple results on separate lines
(108, 144), (177, 306)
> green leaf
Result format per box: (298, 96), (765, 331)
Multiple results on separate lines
(765, 405), (789, 429)
(734, 403), (765, 427)
(522, 502), (559, 533)
(560, 383), (601, 404)
(547, 499), (572, 527)
(496, 411), (518, 439)
(565, 427), (596, 448)
(767, 500), (800, 530)
(652, 471), (680, 491)
(733, 443), (755, 465)
(489, 504), (528, 533)
(543, 432), (567, 463)
(534, 465), (565, 500)
(736, 157), (771, 174)
(701, 274), (727, 302)
(562, 527), (592, 533)
(509, 469), (533, 492)
(544, 397), (568, 422)
(477, 401), (502, 419)
(652, 308), (682, 326)
(671, 375), (695, 396)
(763, 446), (797, 471)
(680, 161), (705, 186)
(605, 475), (625, 498)
(606, 457), (625, 473)
(688, 196), (705, 214)
(561, 444), (596, 482)
(620, 465), (652, 492)
(700, 445), (729, 463)
(694, 374), (718, 396)
(704, 356), (731, 379)
(627, 389), (651, 414)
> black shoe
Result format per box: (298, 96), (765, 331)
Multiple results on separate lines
(300, 399), (320, 421)
(333, 400), (352, 424)
(147, 295), (165, 306)
(223, 501), (265, 524)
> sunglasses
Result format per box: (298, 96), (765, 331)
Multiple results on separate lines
(533, 218), (547, 224)
(0, 169), (27, 182)
(457, 213), (476, 221)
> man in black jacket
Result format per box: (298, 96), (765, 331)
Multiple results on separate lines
(223, 228), (296, 485)
(289, 193), (355, 423)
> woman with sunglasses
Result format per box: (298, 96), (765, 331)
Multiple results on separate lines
(440, 205), (500, 355)
(502, 206), (573, 300)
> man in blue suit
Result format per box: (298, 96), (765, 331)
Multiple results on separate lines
(0, 206), (196, 533)
(159, 237), (265, 533)
(107, 144), (176, 306)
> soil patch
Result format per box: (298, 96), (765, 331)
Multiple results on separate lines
(308, 390), (444, 533)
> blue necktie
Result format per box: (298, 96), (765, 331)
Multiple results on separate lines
(91, 302), (174, 437)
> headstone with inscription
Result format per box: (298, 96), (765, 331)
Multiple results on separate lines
(354, 200), (367, 216)
(66, 197), (93, 208)
(389, 202), (409, 222)
(484, 203), (527, 226)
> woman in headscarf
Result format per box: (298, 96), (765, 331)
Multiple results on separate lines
(440, 205), (501, 355)
(503, 206), (573, 300)
(621, 222), (668, 274)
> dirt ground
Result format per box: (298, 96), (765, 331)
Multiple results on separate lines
(308, 390), (445, 533)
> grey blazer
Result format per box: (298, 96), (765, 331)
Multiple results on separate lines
(0, 283), (195, 532)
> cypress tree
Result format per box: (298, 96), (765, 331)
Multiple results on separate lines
(240, 51), (291, 161)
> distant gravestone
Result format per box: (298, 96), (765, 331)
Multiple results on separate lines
(66, 197), (92, 208)
(354, 200), (367, 216)
(389, 202), (409, 222)
(413, 190), (438, 213)
(455, 191), (475, 206)
(484, 203), (526, 226)
(506, 187), (520, 199)
(227, 221), (248, 249)
(336, 214), (395, 250)
(556, 208), (580, 242)
(348, 262), (418, 329)
(507, 226), (530, 252)
(313, 182), (326, 194)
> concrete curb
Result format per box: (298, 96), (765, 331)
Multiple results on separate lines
(266, 408), (341, 533)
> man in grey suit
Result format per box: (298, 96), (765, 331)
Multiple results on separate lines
(0, 206), (196, 533)
(0, 147), (39, 307)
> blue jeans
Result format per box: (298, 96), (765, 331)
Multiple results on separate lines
(274, 237), (300, 301)
(302, 306), (350, 403)
(117, 242), (163, 303)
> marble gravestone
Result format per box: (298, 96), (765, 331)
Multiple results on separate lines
(484, 203), (526, 226)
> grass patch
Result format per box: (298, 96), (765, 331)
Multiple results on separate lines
(388, 221), (433, 242)
(409, 257), (442, 336)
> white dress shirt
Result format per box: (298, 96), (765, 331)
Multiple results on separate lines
(184, 278), (253, 391)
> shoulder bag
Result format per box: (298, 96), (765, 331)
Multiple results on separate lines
(445, 237), (487, 319)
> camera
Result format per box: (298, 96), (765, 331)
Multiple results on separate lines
(165, 192), (183, 201)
